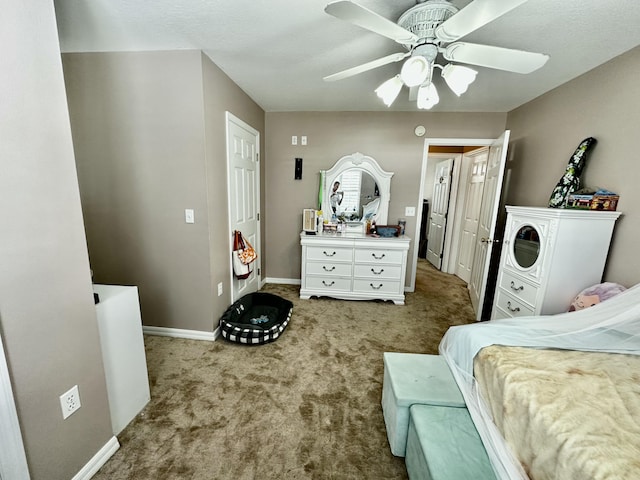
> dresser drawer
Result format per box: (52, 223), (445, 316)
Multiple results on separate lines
(353, 264), (402, 280)
(353, 279), (401, 295)
(305, 276), (351, 292)
(493, 290), (535, 318)
(306, 246), (353, 262)
(306, 262), (352, 277)
(498, 270), (539, 307)
(354, 248), (403, 264)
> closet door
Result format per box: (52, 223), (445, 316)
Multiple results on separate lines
(455, 148), (488, 283)
(426, 158), (453, 270)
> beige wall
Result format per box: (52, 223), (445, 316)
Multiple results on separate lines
(506, 45), (640, 286)
(264, 112), (507, 282)
(64, 50), (215, 331)
(1, 2), (113, 478)
(201, 53), (266, 317)
(64, 51), (266, 332)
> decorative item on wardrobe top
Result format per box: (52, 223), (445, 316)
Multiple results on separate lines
(320, 152), (393, 232)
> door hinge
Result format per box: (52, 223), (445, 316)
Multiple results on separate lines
(256, 153), (259, 162)
(258, 268), (261, 275)
(257, 213), (260, 221)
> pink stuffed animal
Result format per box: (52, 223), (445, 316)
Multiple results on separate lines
(568, 282), (626, 312)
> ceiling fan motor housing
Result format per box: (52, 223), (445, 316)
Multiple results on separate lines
(398, 0), (458, 47)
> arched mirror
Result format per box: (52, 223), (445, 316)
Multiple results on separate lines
(512, 225), (540, 268)
(321, 152), (392, 227)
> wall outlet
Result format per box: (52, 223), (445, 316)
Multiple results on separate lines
(217, 282), (223, 296)
(291, 135), (298, 145)
(60, 385), (81, 419)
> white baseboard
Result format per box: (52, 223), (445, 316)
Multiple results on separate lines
(265, 277), (300, 285)
(72, 436), (119, 480)
(143, 325), (220, 341)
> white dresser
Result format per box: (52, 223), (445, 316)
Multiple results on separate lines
(300, 232), (410, 305)
(491, 206), (621, 320)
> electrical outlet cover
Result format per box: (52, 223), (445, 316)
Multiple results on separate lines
(60, 385), (81, 419)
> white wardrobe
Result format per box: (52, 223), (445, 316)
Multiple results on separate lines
(491, 206), (621, 320)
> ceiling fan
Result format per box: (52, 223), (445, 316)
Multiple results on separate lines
(323, 0), (549, 109)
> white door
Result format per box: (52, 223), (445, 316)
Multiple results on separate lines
(226, 112), (260, 302)
(455, 148), (488, 283)
(468, 131), (510, 320)
(426, 158), (454, 269)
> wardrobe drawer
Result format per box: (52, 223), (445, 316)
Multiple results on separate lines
(305, 276), (351, 292)
(493, 290), (535, 318)
(353, 264), (402, 280)
(306, 262), (352, 277)
(353, 279), (401, 295)
(354, 248), (403, 265)
(498, 270), (538, 307)
(306, 246), (352, 262)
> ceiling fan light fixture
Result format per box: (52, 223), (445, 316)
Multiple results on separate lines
(375, 75), (403, 107)
(417, 82), (439, 110)
(441, 63), (477, 96)
(400, 56), (430, 87)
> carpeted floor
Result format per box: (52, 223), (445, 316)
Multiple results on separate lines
(93, 259), (476, 479)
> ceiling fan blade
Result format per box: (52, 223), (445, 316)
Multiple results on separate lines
(443, 42), (549, 74)
(325, 1), (418, 45)
(436, 0), (528, 43)
(323, 51), (410, 82)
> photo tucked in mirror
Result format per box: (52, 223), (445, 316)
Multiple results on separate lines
(513, 225), (540, 268)
(331, 170), (380, 221)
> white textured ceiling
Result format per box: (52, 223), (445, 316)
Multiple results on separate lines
(54, 0), (640, 112)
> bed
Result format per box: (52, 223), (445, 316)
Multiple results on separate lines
(440, 283), (640, 480)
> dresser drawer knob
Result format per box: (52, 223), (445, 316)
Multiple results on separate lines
(510, 281), (524, 292)
(372, 253), (386, 260)
(322, 280), (335, 287)
(323, 251), (336, 257)
(370, 283), (383, 290)
(506, 301), (520, 313)
(371, 268), (384, 275)
(322, 266), (336, 272)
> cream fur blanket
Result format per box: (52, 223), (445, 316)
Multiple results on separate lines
(474, 346), (640, 480)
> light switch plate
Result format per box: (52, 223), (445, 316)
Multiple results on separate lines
(185, 209), (195, 223)
(405, 206), (416, 217)
(301, 135), (307, 145)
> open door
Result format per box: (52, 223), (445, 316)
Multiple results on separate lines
(426, 158), (453, 270)
(226, 112), (261, 302)
(468, 131), (510, 320)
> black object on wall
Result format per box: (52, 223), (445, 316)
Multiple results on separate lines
(295, 158), (303, 180)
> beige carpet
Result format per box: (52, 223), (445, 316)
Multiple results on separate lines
(93, 260), (476, 479)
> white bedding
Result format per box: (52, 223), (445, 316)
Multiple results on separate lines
(440, 283), (640, 480)
(474, 346), (640, 480)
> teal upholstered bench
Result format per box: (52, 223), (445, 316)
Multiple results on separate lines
(405, 404), (497, 480)
(382, 353), (465, 457)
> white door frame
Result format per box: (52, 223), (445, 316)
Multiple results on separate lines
(408, 137), (493, 292)
(225, 112), (261, 303)
(0, 331), (30, 479)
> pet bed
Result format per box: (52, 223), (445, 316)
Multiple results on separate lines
(219, 292), (293, 345)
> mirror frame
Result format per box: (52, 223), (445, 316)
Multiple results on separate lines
(321, 152), (393, 225)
